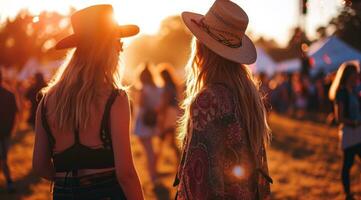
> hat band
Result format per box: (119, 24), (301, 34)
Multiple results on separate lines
(191, 18), (242, 48)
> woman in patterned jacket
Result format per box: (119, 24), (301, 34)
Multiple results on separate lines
(174, 0), (272, 199)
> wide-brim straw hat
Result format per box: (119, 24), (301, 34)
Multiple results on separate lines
(55, 4), (139, 49)
(182, 0), (257, 64)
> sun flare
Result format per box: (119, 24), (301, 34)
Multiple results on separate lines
(0, 0), (343, 47)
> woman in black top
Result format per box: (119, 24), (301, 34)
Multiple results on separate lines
(329, 62), (361, 200)
(32, 5), (144, 200)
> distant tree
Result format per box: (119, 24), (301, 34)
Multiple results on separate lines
(265, 27), (310, 62)
(316, 26), (328, 39)
(125, 15), (192, 70)
(329, 1), (361, 51)
(254, 37), (279, 50)
(0, 10), (71, 69)
(287, 27), (311, 48)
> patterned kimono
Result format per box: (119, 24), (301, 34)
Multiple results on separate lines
(175, 84), (271, 200)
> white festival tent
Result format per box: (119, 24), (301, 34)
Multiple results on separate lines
(276, 58), (301, 73)
(18, 58), (40, 81)
(248, 47), (277, 76)
(307, 36), (361, 74)
(18, 58), (64, 81)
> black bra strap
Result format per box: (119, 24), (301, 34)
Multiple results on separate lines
(40, 96), (55, 153)
(100, 89), (120, 148)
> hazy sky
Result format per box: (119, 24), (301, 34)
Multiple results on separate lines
(0, 0), (343, 46)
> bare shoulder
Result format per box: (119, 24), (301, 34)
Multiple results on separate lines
(112, 89), (129, 108)
(112, 89), (129, 113)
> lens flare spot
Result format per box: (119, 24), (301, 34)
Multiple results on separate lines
(232, 165), (245, 179)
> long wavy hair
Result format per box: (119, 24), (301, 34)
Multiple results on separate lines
(329, 63), (359, 101)
(178, 39), (271, 156)
(42, 35), (125, 132)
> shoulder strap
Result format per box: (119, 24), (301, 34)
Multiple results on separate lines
(40, 96), (55, 153)
(100, 89), (120, 148)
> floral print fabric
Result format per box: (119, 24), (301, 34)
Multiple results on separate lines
(176, 84), (271, 200)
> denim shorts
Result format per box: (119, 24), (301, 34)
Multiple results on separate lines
(53, 170), (126, 200)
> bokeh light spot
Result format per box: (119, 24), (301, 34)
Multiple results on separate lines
(232, 165), (245, 179)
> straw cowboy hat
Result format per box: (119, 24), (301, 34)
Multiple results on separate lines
(55, 4), (139, 49)
(182, 0), (257, 64)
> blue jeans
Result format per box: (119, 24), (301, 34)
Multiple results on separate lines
(342, 143), (361, 195)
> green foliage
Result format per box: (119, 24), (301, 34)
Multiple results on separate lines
(329, 4), (361, 51)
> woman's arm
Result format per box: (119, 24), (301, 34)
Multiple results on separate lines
(32, 99), (55, 181)
(111, 92), (144, 200)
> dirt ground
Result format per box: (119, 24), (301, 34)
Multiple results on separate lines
(0, 113), (360, 200)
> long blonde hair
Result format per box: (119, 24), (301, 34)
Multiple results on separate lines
(178, 39), (271, 155)
(42, 36), (125, 132)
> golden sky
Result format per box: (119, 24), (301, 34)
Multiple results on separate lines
(0, 0), (343, 46)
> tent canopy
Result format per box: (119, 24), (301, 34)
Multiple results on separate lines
(276, 58), (301, 73)
(18, 58), (64, 81)
(248, 47), (277, 76)
(308, 36), (361, 73)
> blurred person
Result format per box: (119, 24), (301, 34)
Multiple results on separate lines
(304, 76), (318, 113)
(291, 73), (308, 119)
(270, 73), (290, 113)
(329, 62), (361, 200)
(15, 80), (30, 129)
(134, 64), (162, 182)
(258, 72), (271, 113)
(32, 5), (144, 200)
(157, 65), (181, 165)
(325, 72), (338, 125)
(0, 69), (17, 193)
(314, 72), (327, 113)
(175, 1), (272, 199)
(25, 72), (46, 128)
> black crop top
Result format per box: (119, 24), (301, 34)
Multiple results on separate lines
(40, 89), (120, 173)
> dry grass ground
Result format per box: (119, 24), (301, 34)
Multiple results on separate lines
(0, 113), (360, 200)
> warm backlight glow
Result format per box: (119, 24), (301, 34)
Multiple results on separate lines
(0, 0), (343, 46)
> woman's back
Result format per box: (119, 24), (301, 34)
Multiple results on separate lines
(42, 88), (125, 173)
(33, 4), (144, 200)
(45, 88), (112, 153)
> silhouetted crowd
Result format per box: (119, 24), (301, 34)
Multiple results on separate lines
(258, 70), (361, 123)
